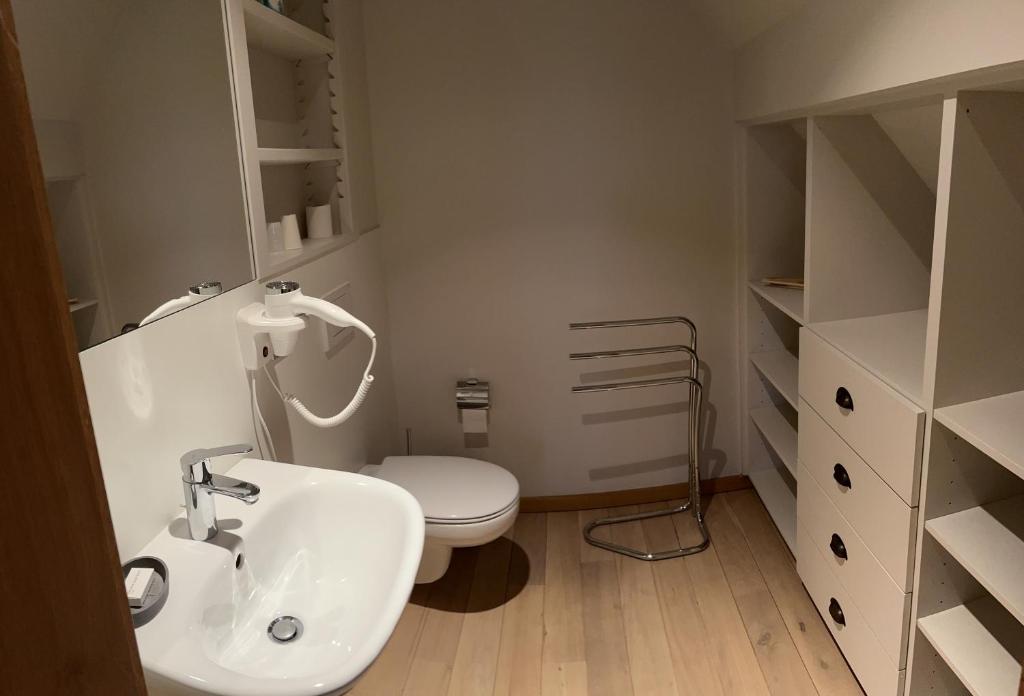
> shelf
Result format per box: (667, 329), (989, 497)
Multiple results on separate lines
(935, 391), (1024, 482)
(808, 309), (927, 407)
(748, 281), (804, 325)
(750, 350), (799, 409)
(242, 0), (334, 61)
(68, 299), (98, 313)
(749, 405), (797, 478)
(258, 148), (343, 166)
(263, 234), (350, 278)
(749, 466), (797, 553)
(918, 597), (1024, 696)
(926, 496), (1024, 625)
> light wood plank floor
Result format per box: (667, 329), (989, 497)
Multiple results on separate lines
(350, 490), (864, 696)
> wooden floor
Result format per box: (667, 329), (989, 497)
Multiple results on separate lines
(350, 490), (864, 696)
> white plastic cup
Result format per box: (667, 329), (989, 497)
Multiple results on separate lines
(267, 221), (284, 253)
(281, 214), (303, 250)
(306, 204), (333, 239)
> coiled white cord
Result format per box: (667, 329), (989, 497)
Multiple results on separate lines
(263, 336), (377, 428)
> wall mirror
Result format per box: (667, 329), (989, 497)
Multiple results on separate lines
(13, 0), (254, 350)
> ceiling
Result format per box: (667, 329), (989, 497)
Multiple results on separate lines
(689, 0), (811, 48)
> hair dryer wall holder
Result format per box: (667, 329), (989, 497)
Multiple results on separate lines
(236, 303), (305, 371)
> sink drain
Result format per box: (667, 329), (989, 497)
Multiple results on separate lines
(267, 616), (304, 644)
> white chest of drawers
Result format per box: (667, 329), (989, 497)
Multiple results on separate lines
(796, 327), (924, 696)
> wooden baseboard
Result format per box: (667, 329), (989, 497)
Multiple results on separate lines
(519, 474), (752, 513)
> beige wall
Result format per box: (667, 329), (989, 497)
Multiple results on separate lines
(364, 0), (740, 497)
(736, 0), (1024, 120)
(81, 233), (400, 559)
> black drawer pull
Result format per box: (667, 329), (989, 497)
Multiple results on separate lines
(833, 463), (852, 489)
(835, 386), (854, 411)
(829, 533), (848, 560)
(828, 597), (846, 626)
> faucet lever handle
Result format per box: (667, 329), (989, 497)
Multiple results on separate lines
(180, 443), (254, 479)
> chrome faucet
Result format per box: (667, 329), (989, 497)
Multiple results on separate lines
(180, 444), (260, 541)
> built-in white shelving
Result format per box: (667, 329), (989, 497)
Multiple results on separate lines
(926, 496), (1024, 625)
(749, 467), (797, 552)
(934, 392), (1024, 482)
(264, 235), (350, 277)
(749, 350), (799, 409)
(918, 597), (1024, 696)
(257, 147), (343, 166)
(242, 0), (334, 60)
(748, 281), (804, 325)
(749, 405), (797, 477)
(808, 309), (928, 407)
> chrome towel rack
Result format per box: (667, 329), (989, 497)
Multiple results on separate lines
(569, 315), (709, 560)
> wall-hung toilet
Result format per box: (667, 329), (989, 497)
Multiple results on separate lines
(361, 455), (519, 583)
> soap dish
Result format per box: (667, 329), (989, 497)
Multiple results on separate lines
(122, 556), (169, 628)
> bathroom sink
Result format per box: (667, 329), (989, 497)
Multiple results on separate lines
(134, 458), (424, 696)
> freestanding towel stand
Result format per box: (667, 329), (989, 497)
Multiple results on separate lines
(569, 316), (710, 560)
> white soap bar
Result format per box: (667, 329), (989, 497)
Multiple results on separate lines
(125, 567), (157, 608)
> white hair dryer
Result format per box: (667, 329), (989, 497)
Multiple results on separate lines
(237, 280), (376, 428)
(139, 281), (222, 326)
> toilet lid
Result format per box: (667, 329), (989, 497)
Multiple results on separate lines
(378, 456), (519, 523)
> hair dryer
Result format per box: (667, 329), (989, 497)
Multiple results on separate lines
(139, 281), (222, 326)
(237, 281), (377, 429)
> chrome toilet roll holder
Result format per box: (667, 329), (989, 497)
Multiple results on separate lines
(569, 316), (710, 560)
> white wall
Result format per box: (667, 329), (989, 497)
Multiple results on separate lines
(81, 232), (399, 559)
(736, 0), (1024, 121)
(364, 0), (740, 497)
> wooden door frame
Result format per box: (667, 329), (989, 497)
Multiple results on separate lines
(0, 2), (146, 692)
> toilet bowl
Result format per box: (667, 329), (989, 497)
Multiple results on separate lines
(360, 455), (519, 583)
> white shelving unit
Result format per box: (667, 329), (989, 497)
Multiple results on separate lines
(263, 235), (350, 276)
(808, 309), (928, 407)
(904, 92), (1024, 696)
(741, 121), (806, 555)
(257, 147), (344, 166)
(934, 392), (1024, 481)
(226, 0), (354, 278)
(926, 496), (1024, 625)
(242, 0), (335, 60)
(748, 281), (804, 324)
(749, 405), (797, 477)
(917, 597), (1024, 696)
(749, 350), (799, 409)
(749, 467), (797, 551)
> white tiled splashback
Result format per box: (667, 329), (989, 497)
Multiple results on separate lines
(80, 230), (400, 559)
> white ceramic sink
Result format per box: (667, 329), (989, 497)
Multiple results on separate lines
(135, 458), (424, 696)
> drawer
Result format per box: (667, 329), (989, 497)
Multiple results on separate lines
(797, 464), (912, 667)
(797, 522), (905, 696)
(799, 328), (925, 505)
(799, 401), (916, 590)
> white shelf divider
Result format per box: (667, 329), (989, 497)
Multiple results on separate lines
(749, 405), (797, 478)
(935, 391), (1024, 483)
(918, 597), (1024, 696)
(748, 281), (804, 325)
(808, 309), (928, 407)
(258, 147), (344, 166)
(750, 349), (799, 409)
(926, 495), (1024, 625)
(749, 466), (797, 553)
(242, 0), (334, 61)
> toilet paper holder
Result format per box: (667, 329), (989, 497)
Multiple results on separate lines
(456, 379), (490, 409)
